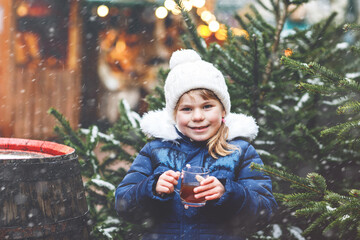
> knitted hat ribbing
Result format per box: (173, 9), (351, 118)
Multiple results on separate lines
(164, 49), (231, 120)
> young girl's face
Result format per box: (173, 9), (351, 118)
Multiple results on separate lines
(175, 90), (225, 142)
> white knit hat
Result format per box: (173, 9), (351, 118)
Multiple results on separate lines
(164, 49), (231, 120)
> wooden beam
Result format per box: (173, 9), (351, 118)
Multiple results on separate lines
(0, 0), (14, 137)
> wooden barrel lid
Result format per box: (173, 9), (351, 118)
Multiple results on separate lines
(0, 138), (74, 159)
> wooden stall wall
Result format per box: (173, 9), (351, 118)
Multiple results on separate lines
(11, 69), (80, 139)
(0, 0), (14, 137)
(0, 0), (82, 139)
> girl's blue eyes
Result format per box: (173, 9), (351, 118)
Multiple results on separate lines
(180, 105), (213, 111)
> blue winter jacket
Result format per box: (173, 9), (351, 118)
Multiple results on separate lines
(115, 110), (277, 240)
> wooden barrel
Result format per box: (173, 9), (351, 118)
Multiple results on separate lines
(0, 138), (89, 239)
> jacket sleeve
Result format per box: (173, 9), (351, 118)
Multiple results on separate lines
(114, 142), (175, 221)
(206, 142), (277, 231)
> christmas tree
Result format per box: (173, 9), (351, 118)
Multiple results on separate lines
(50, 0), (360, 239)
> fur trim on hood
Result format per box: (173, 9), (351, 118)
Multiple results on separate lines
(140, 109), (258, 142)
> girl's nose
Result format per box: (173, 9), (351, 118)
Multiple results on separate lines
(192, 109), (204, 121)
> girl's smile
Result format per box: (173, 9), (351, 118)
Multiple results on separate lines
(175, 91), (225, 142)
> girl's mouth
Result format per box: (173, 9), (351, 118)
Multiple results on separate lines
(190, 126), (209, 130)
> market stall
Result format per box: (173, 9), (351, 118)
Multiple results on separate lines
(0, 0), (82, 139)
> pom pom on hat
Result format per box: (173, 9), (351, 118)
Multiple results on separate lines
(164, 49), (231, 121)
(169, 49), (201, 69)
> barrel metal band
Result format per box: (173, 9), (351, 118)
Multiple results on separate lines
(0, 211), (89, 239)
(0, 155), (81, 182)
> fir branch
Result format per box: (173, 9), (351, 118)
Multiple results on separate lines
(302, 210), (333, 236)
(343, 23), (360, 32)
(174, 0), (207, 55)
(48, 107), (86, 150)
(320, 120), (360, 138)
(262, 0), (289, 86)
(234, 13), (249, 32)
(249, 4), (276, 34)
(297, 82), (333, 95)
(251, 35), (261, 117)
(337, 100), (360, 114)
(295, 201), (328, 217)
(350, 189), (360, 198)
(307, 62), (345, 83)
(307, 173), (327, 193)
(213, 44), (252, 81)
(250, 163), (322, 193)
(282, 57), (348, 92)
(281, 192), (319, 207)
(281, 57), (314, 74)
(339, 77), (360, 92)
(255, 0), (272, 12)
(245, 12), (273, 37)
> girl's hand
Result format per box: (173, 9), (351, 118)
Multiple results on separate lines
(155, 170), (180, 195)
(193, 176), (225, 201)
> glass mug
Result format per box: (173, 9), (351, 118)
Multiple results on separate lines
(177, 165), (210, 207)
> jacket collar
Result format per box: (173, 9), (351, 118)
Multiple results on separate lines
(140, 109), (258, 142)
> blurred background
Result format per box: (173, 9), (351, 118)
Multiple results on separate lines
(0, 0), (359, 140)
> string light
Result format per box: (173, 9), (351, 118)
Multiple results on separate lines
(164, 0), (176, 11)
(200, 11), (212, 22)
(197, 24), (212, 38)
(156, 0), (230, 42)
(182, 0), (193, 11)
(97, 5), (109, 17)
(208, 20), (220, 32)
(155, 6), (168, 19)
(215, 28), (227, 41)
(192, 0), (206, 8)
(171, 8), (181, 15)
(17, 3), (29, 17)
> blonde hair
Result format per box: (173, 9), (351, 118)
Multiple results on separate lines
(174, 89), (238, 159)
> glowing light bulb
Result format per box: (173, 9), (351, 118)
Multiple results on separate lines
(155, 6), (168, 19)
(17, 3), (29, 17)
(97, 5), (109, 17)
(164, 0), (176, 11)
(215, 28), (227, 41)
(200, 11), (212, 22)
(171, 8), (181, 15)
(193, 0), (206, 8)
(208, 20), (220, 32)
(197, 24), (212, 38)
(182, 0), (193, 11)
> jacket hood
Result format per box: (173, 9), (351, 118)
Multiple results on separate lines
(140, 109), (258, 142)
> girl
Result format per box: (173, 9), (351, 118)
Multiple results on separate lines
(115, 49), (277, 239)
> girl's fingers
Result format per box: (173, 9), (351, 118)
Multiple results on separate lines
(193, 177), (225, 199)
(160, 175), (178, 185)
(194, 188), (218, 199)
(205, 193), (221, 200)
(156, 170), (182, 195)
(165, 170), (180, 179)
(193, 177), (216, 193)
(160, 171), (180, 185)
(156, 186), (172, 194)
(200, 176), (215, 185)
(157, 181), (175, 193)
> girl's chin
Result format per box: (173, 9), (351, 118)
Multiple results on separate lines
(189, 134), (211, 142)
